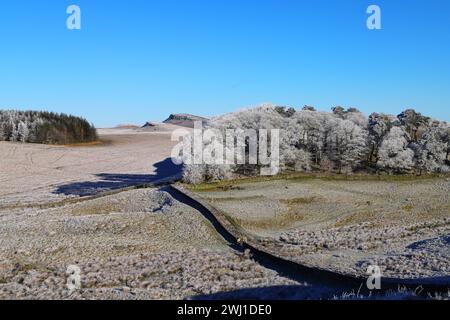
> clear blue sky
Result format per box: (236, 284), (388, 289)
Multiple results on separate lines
(0, 0), (449, 127)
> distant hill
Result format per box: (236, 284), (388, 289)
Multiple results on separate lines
(163, 114), (208, 128)
(141, 122), (156, 128)
(115, 124), (140, 129)
(138, 121), (186, 132)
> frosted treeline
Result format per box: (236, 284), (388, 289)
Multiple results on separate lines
(0, 110), (97, 144)
(183, 105), (450, 183)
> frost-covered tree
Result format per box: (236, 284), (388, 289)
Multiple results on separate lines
(0, 110), (97, 144)
(274, 106), (296, 118)
(327, 120), (369, 173)
(182, 164), (206, 184)
(444, 126), (450, 165)
(17, 121), (29, 143)
(0, 121), (5, 140)
(285, 109), (329, 167)
(378, 126), (415, 173)
(282, 148), (312, 172)
(182, 104), (286, 183)
(10, 122), (19, 142)
(302, 105), (316, 112)
(332, 106), (346, 118)
(397, 109), (431, 142)
(181, 104), (449, 183)
(415, 123), (450, 173)
(368, 113), (394, 165)
(344, 108), (369, 128)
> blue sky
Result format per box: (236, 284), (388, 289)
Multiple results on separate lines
(0, 0), (449, 127)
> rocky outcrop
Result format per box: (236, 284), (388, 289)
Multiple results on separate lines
(163, 114), (208, 128)
(141, 122), (156, 128)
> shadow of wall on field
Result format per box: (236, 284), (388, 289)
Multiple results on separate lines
(53, 157), (182, 197)
(167, 186), (450, 299)
(406, 234), (450, 250)
(189, 285), (335, 300)
(189, 281), (450, 300)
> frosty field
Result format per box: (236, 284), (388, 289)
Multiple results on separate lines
(0, 126), (299, 299)
(1, 126), (449, 299)
(0, 187), (299, 299)
(0, 126), (182, 207)
(189, 175), (450, 281)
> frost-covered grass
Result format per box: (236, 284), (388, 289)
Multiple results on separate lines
(192, 176), (450, 280)
(0, 250), (299, 300)
(0, 127), (181, 206)
(185, 171), (448, 192)
(0, 187), (300, 300)
(334, 287), (450, 300)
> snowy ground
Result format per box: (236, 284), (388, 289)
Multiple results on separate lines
(0, 126), (184, 206)
(194, 177), (450, 281)
(1, 127), (449, 299)
(0, 187), (299, 300)
(0, 127), (300, 299)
